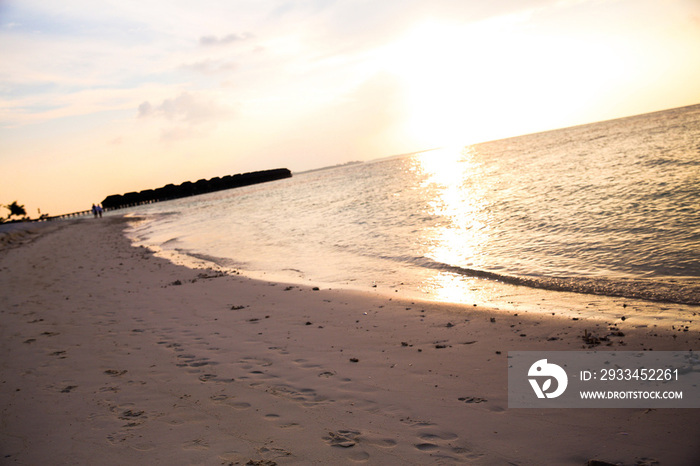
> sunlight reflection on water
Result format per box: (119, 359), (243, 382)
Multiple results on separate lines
(410, 146), (494, 300)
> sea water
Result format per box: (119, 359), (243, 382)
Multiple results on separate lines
(124, 104), (700, 323)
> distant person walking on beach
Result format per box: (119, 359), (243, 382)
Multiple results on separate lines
(97, 204), (103, 218)
(91, 204), (98, 218)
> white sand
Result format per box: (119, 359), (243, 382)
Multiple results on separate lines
(1, 217), (698, 465)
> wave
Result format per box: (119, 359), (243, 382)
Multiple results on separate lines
(175, 249), (248, 270)
(402, 256), (700, 306)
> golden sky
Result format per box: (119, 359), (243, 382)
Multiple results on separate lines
(2, 0), (700, 215)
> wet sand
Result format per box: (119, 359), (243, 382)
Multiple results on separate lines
(0, 217), (698, 465)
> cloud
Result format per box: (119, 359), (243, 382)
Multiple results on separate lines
(180, 59), (238, 75)
(199, 32), (253, 46)
(137, 92), (233, 124)
(137, 101), (154, 118)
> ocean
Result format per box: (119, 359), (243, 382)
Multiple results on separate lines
(123, 104), (700, 324)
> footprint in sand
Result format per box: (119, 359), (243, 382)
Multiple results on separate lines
(50, 350), (67, 358)
(106, 405), (148, 428)
(324, 430), (361, 448)
(363, 437), (397, 449)
(415, 432), (456, 452)
(347, 451), (370, 462)
(413, 430), (482, 462)
(293, 358), (322, 369)
(198, 373), (234, 383)
(268, 383), (330, 407)
(230, 402), (251, 409)
(176, 353), (218, 369)
(259, 445), (291, 456)
(458, 396), (487, 404)
(183, 438), (209, 450)
(268, 346), (290, 355)
(418, 432), (458, 442)
(277, 422), (302, 429)
(210, 394), (251, 410)
(323, 431), (371, 462)
(263, 415), (303, 431)
(240, 356), (273, 367)
(415, 443), (439, 451)
(131, 442), (156, 451)
(106, 432), (128, 445)
(247, 369), (278, 381)
(189, 360), (214, 368)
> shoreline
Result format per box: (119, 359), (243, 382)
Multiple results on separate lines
(125, 213), (700, 331)
(1, 216), (698, 464)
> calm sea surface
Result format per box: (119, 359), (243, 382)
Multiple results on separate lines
(124, 104), (700, 319)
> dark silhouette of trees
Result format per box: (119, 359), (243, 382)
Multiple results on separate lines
(101, 168), (292, 210)
(4, 201), (27, 221)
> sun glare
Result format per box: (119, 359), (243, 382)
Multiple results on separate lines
(380, 21), (480, 148)
(380, 16), (632, 148)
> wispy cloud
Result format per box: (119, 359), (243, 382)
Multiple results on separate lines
(180, 59), (238, 75)
(137, 91), (236, 141)
(199, 32), (253, 47)
(138, 91), (233, 124)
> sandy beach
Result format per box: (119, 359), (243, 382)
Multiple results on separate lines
(1, 216), (698, 465)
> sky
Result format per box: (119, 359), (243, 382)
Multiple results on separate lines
(1, 0), (700, 216)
